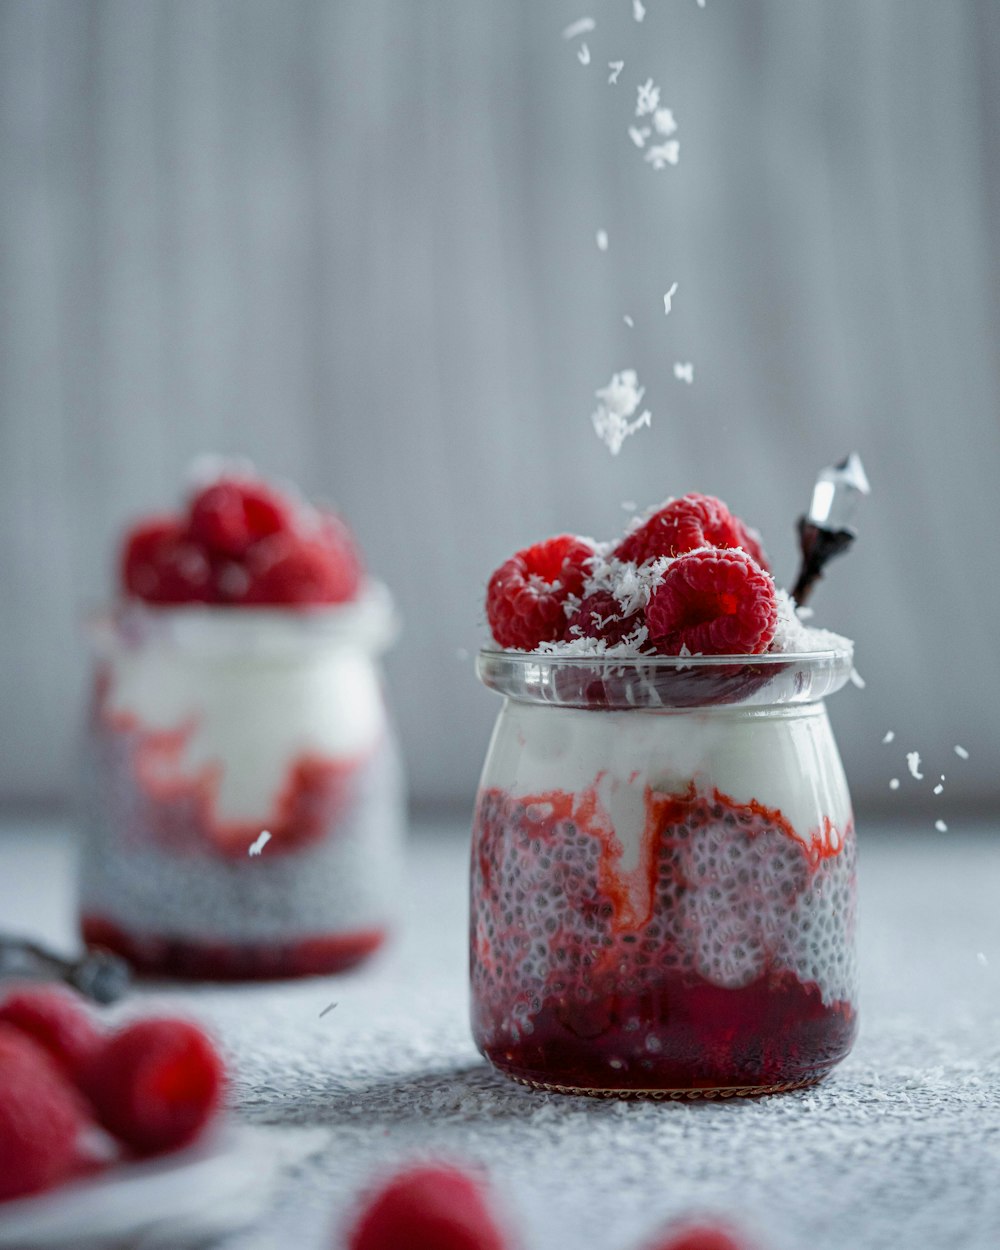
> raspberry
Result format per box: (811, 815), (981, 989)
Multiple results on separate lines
(646, 548), (777, 656)
(87, 1018), (224, 1155)
(0, 1025), (90, 1202)
(486, 535), (594, 650)
(645, 1223), (752, 1250)
(243, 527), (363, 606)
(566, 591), (641, 645)
(348, 1165), (508, 1250)
(0, 988), (102, 1083)
(121, 517), (213, 605)
(187, 478), (293, 559)
(616, 494), (770, 572)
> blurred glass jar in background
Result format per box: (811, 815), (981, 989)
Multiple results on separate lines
(78, 468), (405, 980)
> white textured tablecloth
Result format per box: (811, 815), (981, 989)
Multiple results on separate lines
(1, 818), (998, 1250)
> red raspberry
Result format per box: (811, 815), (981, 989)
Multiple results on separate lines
(87, 1018), (224, 1155)
(0, 988), (102, 1083)
(243, 525), (363, 607)
(616, 494), (770, 572)
(0, 1025), (90, 1202)
(348, 1165), (509, 1250)
(646, 548), (777, 656)
(121, 517), (213, 605)
(187, 478), (294, 559)
(645, 1223), (752, 1250)
(566, 591), (641, 645)
(486, 535), (594, 650)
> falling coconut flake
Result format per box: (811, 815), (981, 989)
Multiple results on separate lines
(889, 778), (900, 790)
(673, 361), (694, 384)
(954, 744), (970, 760)
(636, 79), (661, 117)
(653, 107), (678, 136)
(628, 125), (651, 148)
(562, 16), (596, 39)
(248, 830), (271, 857)
(977, 952), (989, 967)
(663, 282), (678, 314)
(906, 752), (923, 781)
(935, 820), (948, 833)
(645, 140), (680, 169)
(633, 0), (646, 21)
(591, 369), (651, 455)
(577, 42), (591, 65)
(623, 314), (634, 327)
(849, 669), (866, 689)
(596, 229), (609, 251)
(933, 783), (944, 795)
(608, 60), (625, 85)
(882, 730), (895, 744)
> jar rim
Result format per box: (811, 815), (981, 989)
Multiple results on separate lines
(476, 645), (854, 710)
(87, 580), (399, 657)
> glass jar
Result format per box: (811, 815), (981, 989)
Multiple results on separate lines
(470, 649), (858, 1097)
(79, 586), (405, 980)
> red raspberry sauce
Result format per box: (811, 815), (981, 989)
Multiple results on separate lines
(470, 786), (856, 1093)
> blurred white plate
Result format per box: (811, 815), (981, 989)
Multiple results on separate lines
(0, 1121), (278, 1249)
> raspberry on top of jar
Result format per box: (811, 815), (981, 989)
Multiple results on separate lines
(121, 462), (364, 610)
(484, 491), (848, 659)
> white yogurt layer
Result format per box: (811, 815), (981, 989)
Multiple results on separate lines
(96, 597), (392, 823)
(482, 699), (852, 871)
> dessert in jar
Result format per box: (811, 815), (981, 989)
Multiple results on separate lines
(79, 466), (405, 979)
(470, 493), (858, 1096)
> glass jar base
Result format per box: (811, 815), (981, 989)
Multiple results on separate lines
(81, 916), (388, 981)
(498, 1068), (826, 1101)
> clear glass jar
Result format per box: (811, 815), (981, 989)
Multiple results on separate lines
(79, 586), (405, 980)
(470, 649), (858, 1097)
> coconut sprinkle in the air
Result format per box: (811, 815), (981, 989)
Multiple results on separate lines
(882, 730), (895, 744)
(849, 668), (866, 690)
(933, 783), (944, 795)
(654, 107), (678, 135)
(608, 60), (625, 84)
(248, 830), (272, 857)
(977, 952), (989, 967)
(596, 229), (609, 251)
(673, 361), (694, 384)
(663, 282), (678, 314)
(954, 744), (970, 760)
(562, 16), (596, 40)
(645, 140), (680, 169)
(906, 752), (924, 781)
(577, 42), (592, 65)
(636, 79), (661, 116)
(623, 314), (634, 327)
(633, 0), (646, 21)
(628, 125), (651, 148)
(889, 778), (900, 790)
(935, 820), (948, 833)
(591, 369), (651, 455)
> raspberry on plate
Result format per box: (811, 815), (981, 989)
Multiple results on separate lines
(0, 1025), (91, 1202)
(566, 590), (641, 645)
(616, 494), (770, 572)
(0, 987), (103, 1083)
(486, 535), (594, 650)
(121, 518), (214, 605)
(87, 1018), (224, 1155)
(187, 478), (293, 559)
(646, 547), (777, 656)
(348, 1164), (509, 1250)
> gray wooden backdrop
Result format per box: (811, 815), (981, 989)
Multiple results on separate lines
(2, 0), (999, 819)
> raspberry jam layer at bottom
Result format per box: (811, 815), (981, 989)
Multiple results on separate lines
(82, 916), (387, 981)
(476, 968), (856, 1094)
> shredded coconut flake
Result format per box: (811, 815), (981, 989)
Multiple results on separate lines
(653, 107), (677, 136)
(248, 829), (272, 857)
(954, 744), (970, 760)
(636, 79), (661, 117)
(596, 228), (609, 251)
(591, 370), (651, 455)
(882, 730), (895, 744)
(577, 42), (591, 65)
(633, 0), (646, 21)
(623, 314), (634, 327)
(673, 361), (694, 384)
(608, 60), (625, 85)
(849, 668), (866, 689)
(933, 783), (944, 795)
(663, 282), (678, 314)
(562, 16), (596, 39)
(889, 778), (900, 790)
(935, 819), (948, 833)
(628, 125), (651, 148)
(977, 951), (989, 967)
(645, 140), (680, 169)
(906, 752), (924, 781)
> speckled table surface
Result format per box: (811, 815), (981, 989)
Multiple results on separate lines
(1, 818), (999, 1250)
